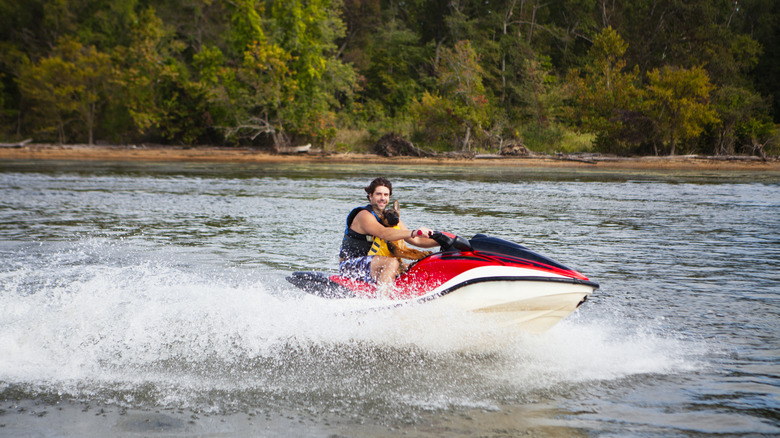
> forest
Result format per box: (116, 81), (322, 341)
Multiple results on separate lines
(1, 0), (778, 156)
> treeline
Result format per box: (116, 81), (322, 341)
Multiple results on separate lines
(1, 0), (778, 156)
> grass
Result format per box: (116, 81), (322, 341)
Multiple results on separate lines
(327, 121), (597, 156)
(518, 123), (596, 155)
(329, 129), (372, 153)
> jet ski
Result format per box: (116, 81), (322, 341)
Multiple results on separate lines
(287, 232), (598, 332)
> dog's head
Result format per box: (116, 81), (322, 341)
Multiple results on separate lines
(382, 200), (400, 227)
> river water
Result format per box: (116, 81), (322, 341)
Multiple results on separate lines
(0, 160), (778, 437)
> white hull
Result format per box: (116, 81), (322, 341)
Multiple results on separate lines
(428, 279), (593, 332)
(299, 266), (596, 333)
(413, 266), (595, 332)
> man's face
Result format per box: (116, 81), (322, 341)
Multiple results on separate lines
(369, 185), (390, 211)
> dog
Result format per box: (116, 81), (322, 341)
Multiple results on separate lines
(371, 200), (432, 275)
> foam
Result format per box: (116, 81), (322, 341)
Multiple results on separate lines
(0, 238), (706, 411)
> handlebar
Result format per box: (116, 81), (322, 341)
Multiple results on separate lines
(429, 231), (473, 252)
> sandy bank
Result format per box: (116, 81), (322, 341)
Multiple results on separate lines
(1, 143), (779, 172)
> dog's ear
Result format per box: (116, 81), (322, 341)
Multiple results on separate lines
(393, 200), (399, 214)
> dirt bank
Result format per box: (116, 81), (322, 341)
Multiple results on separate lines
(1, 143), (779, 172)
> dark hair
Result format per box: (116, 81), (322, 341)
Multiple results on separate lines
(364, 177), (392, 200)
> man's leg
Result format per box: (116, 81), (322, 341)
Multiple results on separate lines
(370, 256), (400, 297)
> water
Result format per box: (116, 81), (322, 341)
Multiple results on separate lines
(0, 160), (778, 436)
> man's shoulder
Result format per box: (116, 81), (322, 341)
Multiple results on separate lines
(345, 205), (371, 232)
(346, 205), (368, 221)
(348, 205), (370, 215)
(353, 208), (376, 222)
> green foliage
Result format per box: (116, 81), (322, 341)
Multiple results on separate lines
(0, 0), (777, 155)
(519, 122), (564, 153)
(712, 85), (771, 155)
(519, 122), (595, 155)
(17, 54), (77, 143)
(568, 27), (644, 153)
(745, 0), (780, 122)
(268, 0), (341, 87)
(74, 0), (140, 49)
(361, 22), (425, 117)
(734, 111), (776, 158)
(0, 43), (24, 136)
(438, 41), (489, 116)
(114, 7), (208, 145)
(261, 0), (354, 145)
(644, 66), (719, 155)
(200, 38), (296, 145)
(517, 55), (566, 130)
(411, 91), (463, 150)
(229, 0), (266, 54)
(411, 40), (494, 151)
(765, 128), (780, 156)
(17, 37), (113, 144)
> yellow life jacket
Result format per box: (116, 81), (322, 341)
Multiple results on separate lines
(367, 225), (400, 257)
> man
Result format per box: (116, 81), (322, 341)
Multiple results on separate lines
(339, 177), (437, 296)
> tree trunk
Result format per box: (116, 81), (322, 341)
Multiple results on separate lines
(500, 0), (519, 103)
(87, 101), (95, 145)
(273, 130), (290, 149)
(58, 121), (66, 145)
(528, 0), (540, 43)
(432, 38), (446, 76)
(716, 127), (736, 156)
(501, 55), (507, 103)
(753, 141), (767, 161)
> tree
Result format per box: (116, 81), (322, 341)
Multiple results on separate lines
(711, 85), (770, 155)
(150, 0), (231, 55)
(17, 37), (112, 144)
(197, 39), (296, 147)
(736, 116), (775, 159)
(17, 56), (75, 143)
(264, 0), (356, 145)
(193, 0), (355, 148)
(739, 0), (780, 122)
(338, 0), (382, 71)
(518, 55), (554, 129)
(412, 40), (492, 150)
(1, 0), (777, 152)
(361, 21), (425, 118)
(114, 7), (208, 145)
(568, 26), (643, 153)
(193, 0), (296, 147)
(644, 66), (718, 155)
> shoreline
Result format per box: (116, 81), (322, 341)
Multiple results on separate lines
(1, 143), (779, 171)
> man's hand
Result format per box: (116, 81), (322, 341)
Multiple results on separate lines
(412, 227), (434, 238)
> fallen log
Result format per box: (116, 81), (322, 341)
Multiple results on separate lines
(374, 133), (433, 157)
(0, 139), (32, 148)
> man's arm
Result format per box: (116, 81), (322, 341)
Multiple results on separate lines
(399, 219), (438, 248)
(352, 210), (436, 246)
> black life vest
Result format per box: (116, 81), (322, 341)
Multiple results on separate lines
(339, 205), (382, 259)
